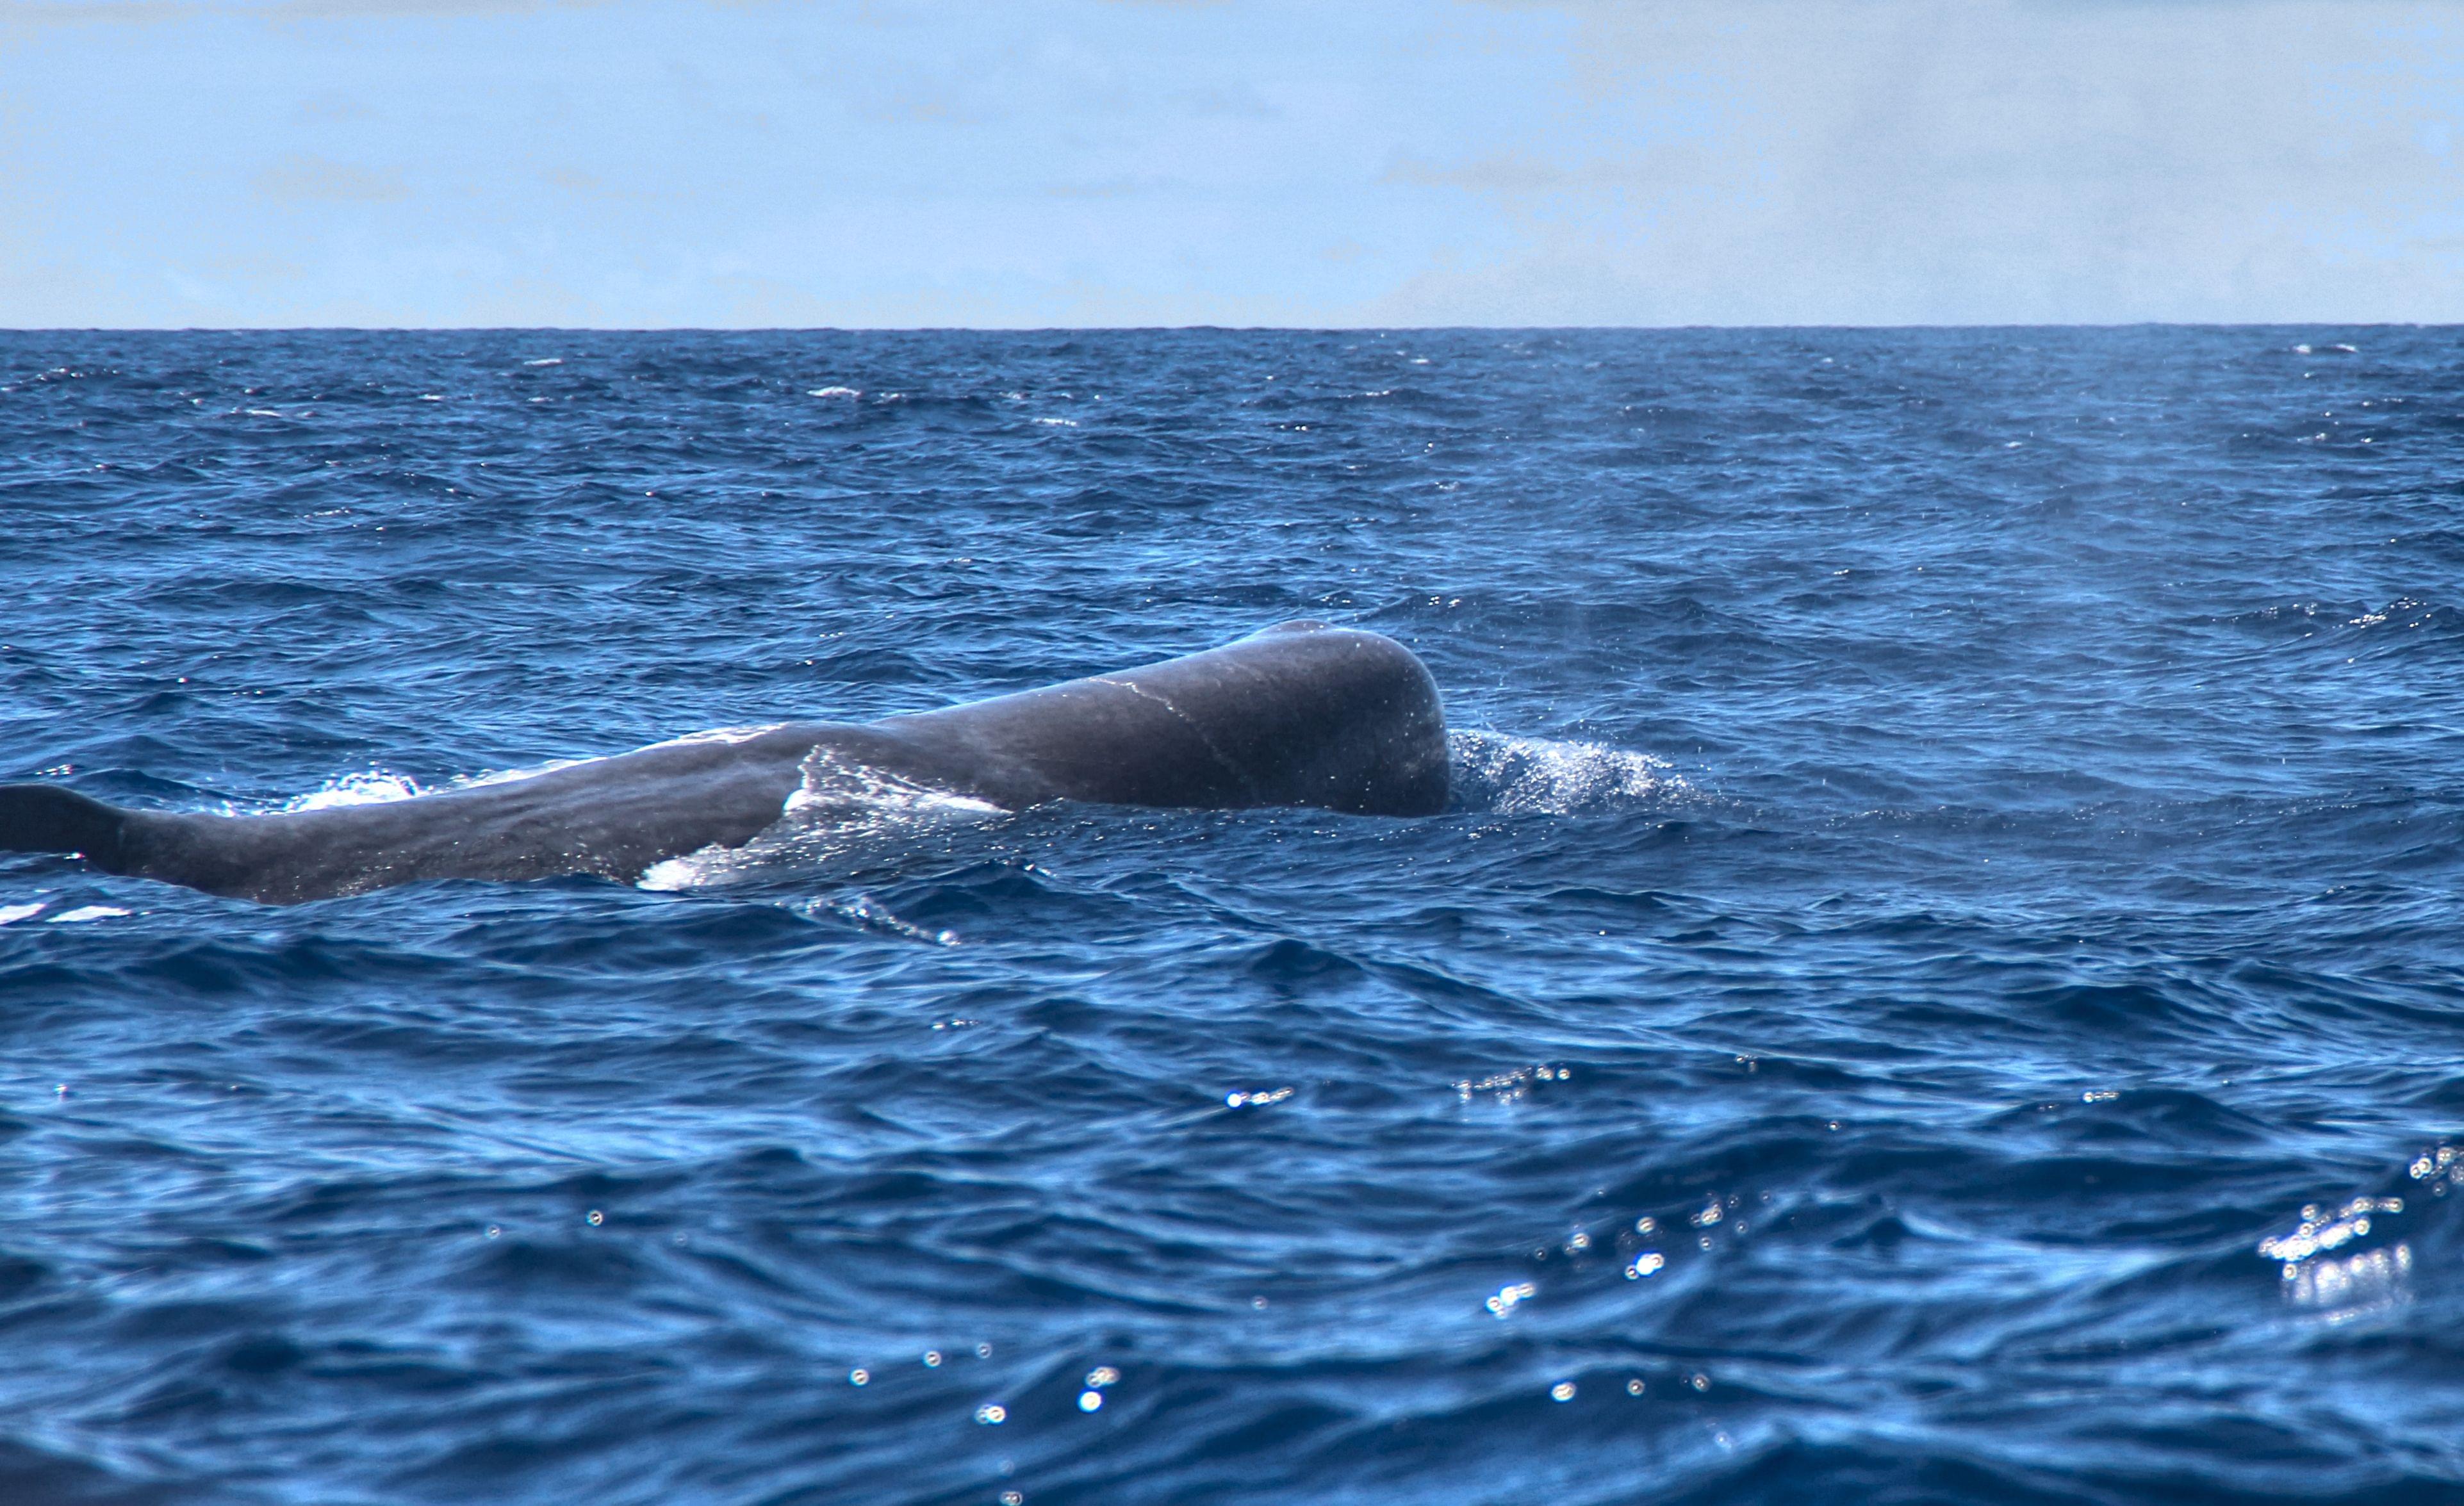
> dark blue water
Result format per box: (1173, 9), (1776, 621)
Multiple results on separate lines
(3, 327), (2462, 1505)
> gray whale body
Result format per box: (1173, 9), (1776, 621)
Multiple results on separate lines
(0, 623), (1448, 904)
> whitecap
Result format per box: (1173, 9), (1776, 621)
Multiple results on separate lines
(0, 902), (47, 925)
(522, 357), (563, 366)
(1447, 730), (1686, 816)
(807, 386), (859, 398)
(48, 904), (129, 924)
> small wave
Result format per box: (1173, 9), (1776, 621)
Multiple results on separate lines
(807, 386), (859, 398)
(639, 747), (1001, 891)
(809, 893), (958, 945)
(1447, 730), (1686, 816)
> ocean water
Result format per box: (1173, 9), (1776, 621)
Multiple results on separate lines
(1, 327), (2461, 1505)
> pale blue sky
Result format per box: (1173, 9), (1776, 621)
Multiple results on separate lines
(3, 0), (2460, 326)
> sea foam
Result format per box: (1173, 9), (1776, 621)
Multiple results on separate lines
(639, 746), (1003, 891)
(1446, 729), (1686, 816)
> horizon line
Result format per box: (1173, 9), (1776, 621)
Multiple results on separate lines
(0, 321), (2442, 336)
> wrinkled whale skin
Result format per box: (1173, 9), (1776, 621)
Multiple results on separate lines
(0, 623), (1448, 904)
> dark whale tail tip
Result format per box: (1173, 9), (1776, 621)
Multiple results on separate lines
(0, 784), (128, 867)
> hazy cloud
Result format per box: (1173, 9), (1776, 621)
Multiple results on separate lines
(1373, 0), (2464, 324)
(1, 0), (2457, 325)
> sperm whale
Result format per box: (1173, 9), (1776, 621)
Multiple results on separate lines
(0, 623), (1448, 904)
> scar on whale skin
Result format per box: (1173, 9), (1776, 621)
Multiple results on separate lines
(0, 623), (1449, 904)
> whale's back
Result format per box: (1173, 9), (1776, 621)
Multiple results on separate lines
(0, 623), (1449, 903)
(877, 623), (1449, 816)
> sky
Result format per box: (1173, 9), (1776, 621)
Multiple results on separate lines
(1, 0), (2460, 327)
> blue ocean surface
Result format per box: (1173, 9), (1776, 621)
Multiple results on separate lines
(3, 327), (2461, 1505)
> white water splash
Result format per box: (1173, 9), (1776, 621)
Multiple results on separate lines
(639, 746), (1002, 892)
(283, 771), (426, 811)
(1447, 730), (1686, 816)
(280, 755), (596, 812)
(456, 758), (592, 790)
(650, 724), (783, 749)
